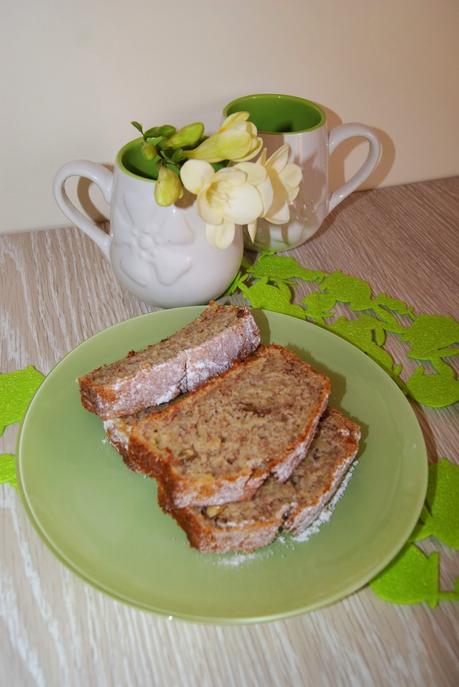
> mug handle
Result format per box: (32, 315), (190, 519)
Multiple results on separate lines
(328, 124), (381, 213)
(53, 160), (113, 258)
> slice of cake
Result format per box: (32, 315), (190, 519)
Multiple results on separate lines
(158, 409), (360, 553)
(79, 301), (260, 419)
(127, 345), (331, 508)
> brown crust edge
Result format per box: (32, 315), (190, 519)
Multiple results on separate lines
(78, 303), (258, 419)
(157, 481), (282, 553)
(285, 409), (361, 533)
(158, 409), (361, 553)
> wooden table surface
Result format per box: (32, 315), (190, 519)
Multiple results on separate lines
(1, 177), (458, 687)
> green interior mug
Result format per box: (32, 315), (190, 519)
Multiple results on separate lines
(224, 93), (326, 134)
(223, 93), (381, 251)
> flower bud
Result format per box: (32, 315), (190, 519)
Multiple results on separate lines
(185, 113), (262, 163)
(167, 122), (204, 149)
(159, 124), (176, 137)
(154, 166), (184, 206)
(141, 141), (157, 160)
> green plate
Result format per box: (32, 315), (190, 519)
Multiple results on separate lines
(17, 308), (427, 623)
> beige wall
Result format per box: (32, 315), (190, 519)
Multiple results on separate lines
(1, 0), (458, 233)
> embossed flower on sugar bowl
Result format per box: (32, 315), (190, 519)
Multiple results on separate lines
(112, 190), (195, 289)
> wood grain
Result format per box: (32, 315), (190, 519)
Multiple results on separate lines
(1, 178), (458, 687)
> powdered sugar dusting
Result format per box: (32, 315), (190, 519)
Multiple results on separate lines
(103, 418), (129, 451)
(217, 552), (258, 567)
(82, 304), (260, 419)
(292, 461), (358, 542)
(212, 462), (358, 564)
(215, 546), (274, 567)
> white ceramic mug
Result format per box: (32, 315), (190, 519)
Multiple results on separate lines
(53, 139), (243, 308)
(224, 94), (381, 251)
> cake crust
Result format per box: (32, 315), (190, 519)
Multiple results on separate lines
(158, 409), (360, 553)
(79, 302), (260, 419)
(127, 345), (331, 508)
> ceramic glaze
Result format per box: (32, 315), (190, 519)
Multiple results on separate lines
(53, 144), (243, 308)
(224, 94), (381, 251)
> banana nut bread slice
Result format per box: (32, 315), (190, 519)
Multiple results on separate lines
(126, 345), (331, 508)
(79, 301), (260, 420)
(158, 409), (360, 553)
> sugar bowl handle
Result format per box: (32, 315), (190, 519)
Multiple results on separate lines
(53, 160), (113, 258)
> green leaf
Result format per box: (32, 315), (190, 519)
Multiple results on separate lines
(157, 138), (171, 150)
(145, 136), (163, 145)
(159, 125), (177, 137)
(143, 126), (161, 138)
(0, 366), (45, 436)
(224, 271), (248, 296)
(211, 160), (230, 172)
(370, 544), (440, 607)
(131, 121), (144, 135)
(165, 162), (181, 176)
(171, 148), (185, 163)
(0, 453), (17, 489)
(414, 459), (459, 548)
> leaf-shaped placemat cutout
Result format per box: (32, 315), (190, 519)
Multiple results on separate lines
(414, 460), (459, 548)
(240, 279), (307, 319)
(0, 366), (45, 436)
(370, 545), (440, 607)
(372, 293), (415, 317)
(401, 314), (459, 360)
(0, 453), (17, 489)
(232, 251), (459, 409)
(248, 254), (324, 282)
(319, 271), (373, 309)
(406, 364), (459, 408)
(329, 315), (396, 376)
(302, 292), (336, 324)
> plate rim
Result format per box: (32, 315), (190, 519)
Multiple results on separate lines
(16, 307), (428, 624)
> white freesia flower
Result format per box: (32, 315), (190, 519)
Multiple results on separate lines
(231, 159), (273, 241)
(184, 112), (263, 164)
(264, 144), (303, 203)
(235, 145), (302, 239)
(180, 159), (263, 249)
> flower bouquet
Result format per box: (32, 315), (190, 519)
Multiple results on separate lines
(130, 112), (302, 249)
